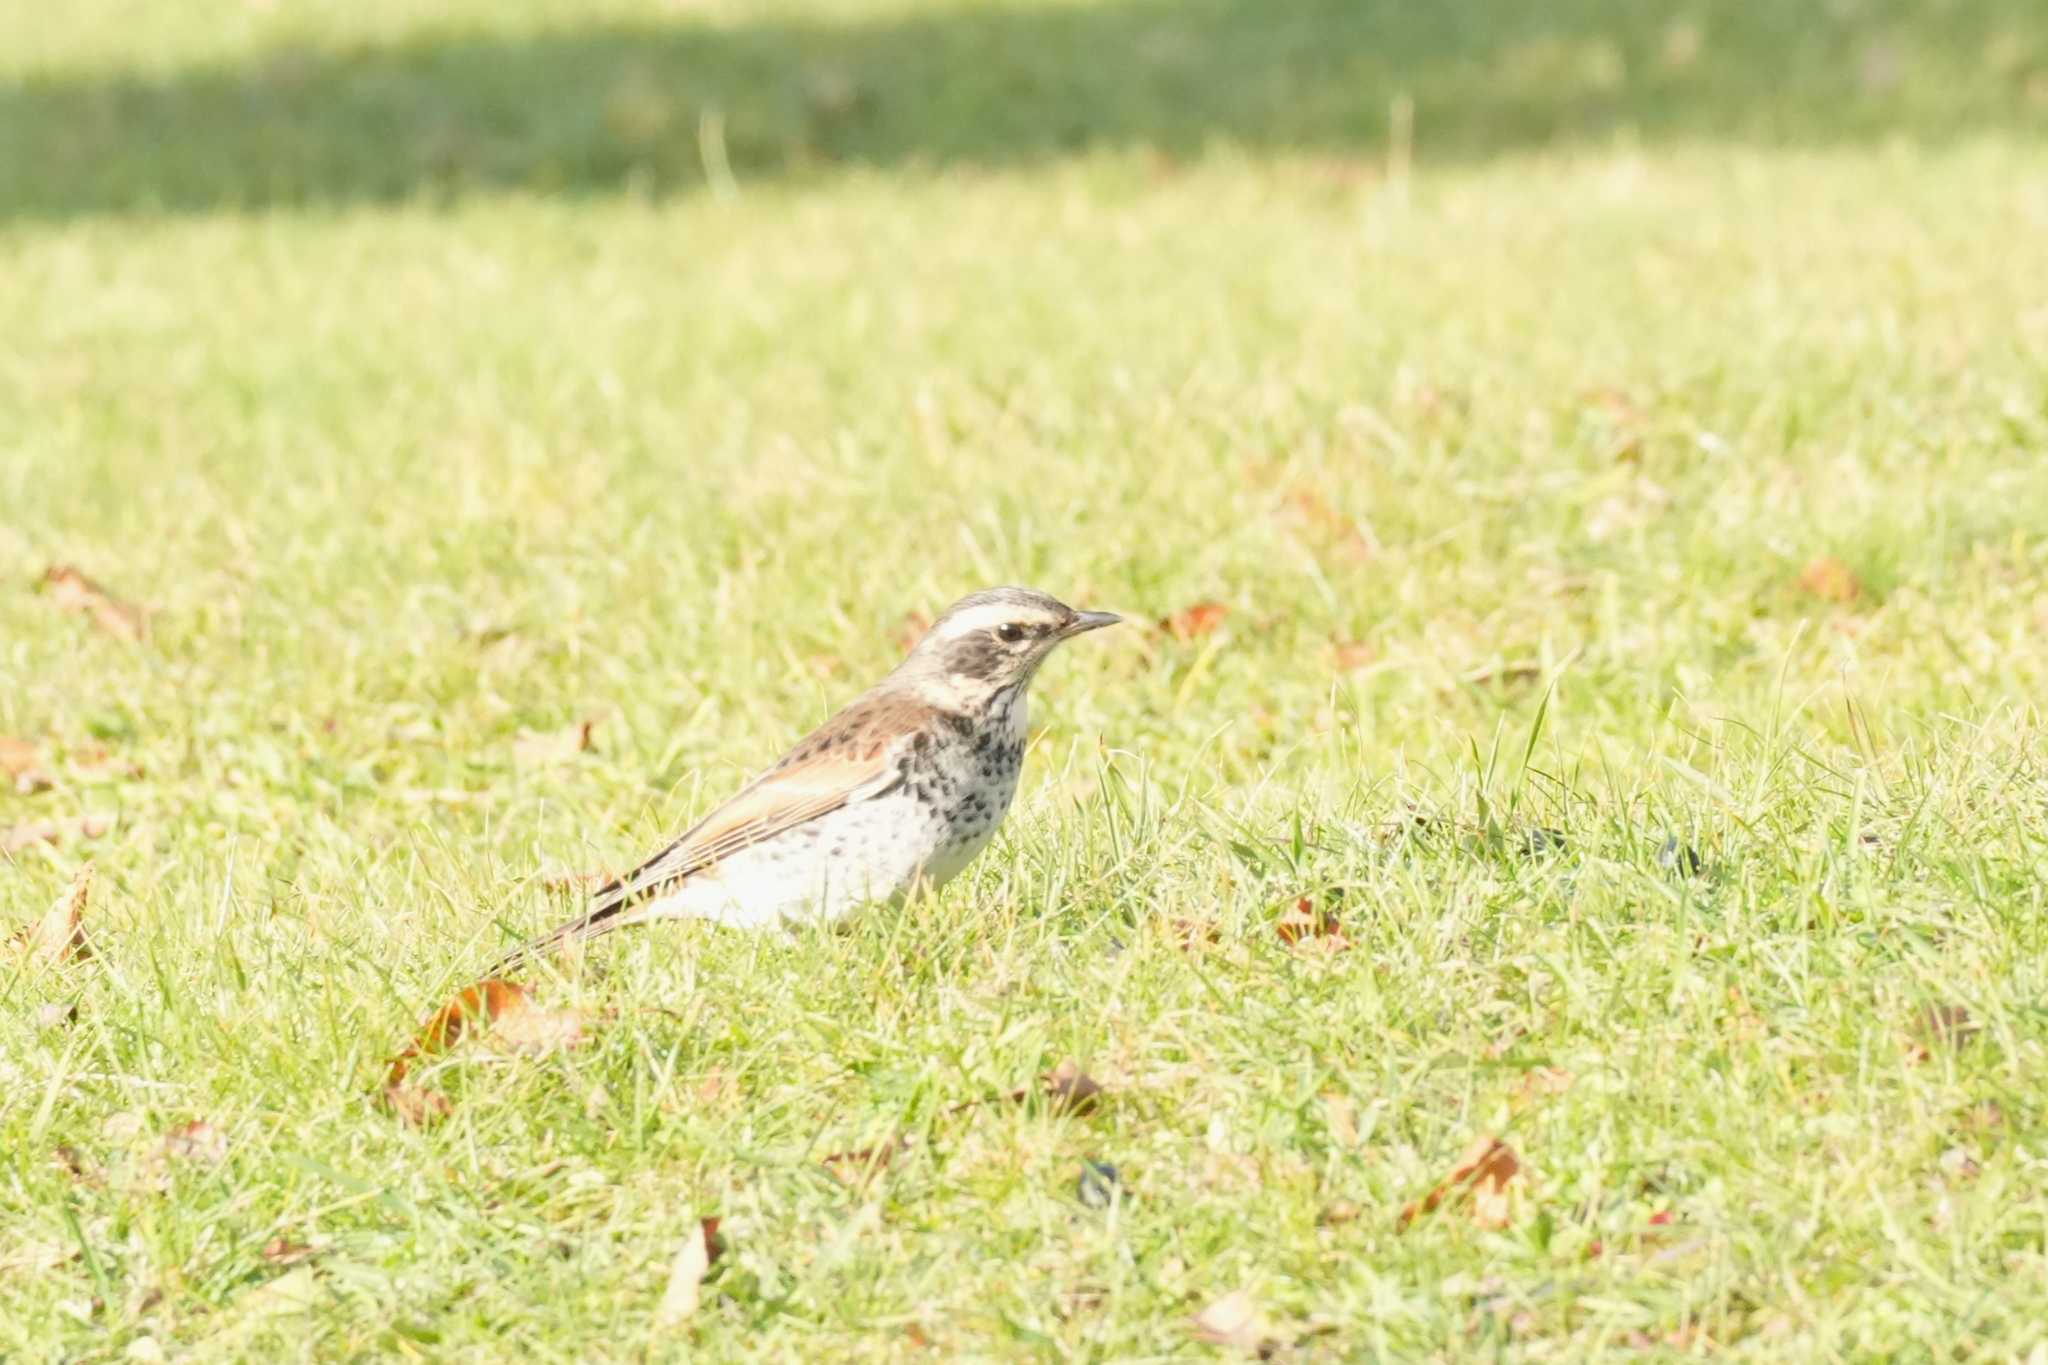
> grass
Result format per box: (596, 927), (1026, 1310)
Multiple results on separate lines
(5, 0), (2048, 1357)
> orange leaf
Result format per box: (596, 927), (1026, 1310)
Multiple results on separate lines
(261, 1235), (322, 1267)
(1276, 896), (1350, 951)
(384, 978), (589, 1087)
(0, 737), (52, 794)
(161, 1120), (227, 1166)
(1333, 641), (1377, 671)
(1160, 601), (1229, 641)
(40, 565), (146, 641)
(1399, 1136), (1525, 1231)
(1797, 556), (1862, 604)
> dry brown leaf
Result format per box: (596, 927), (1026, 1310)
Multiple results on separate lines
(3, 813), (115, 855)
(513, 718), (599, 767)
(823, 1133), (915, 1184)
(1189, 1289), (1265, 1350)
(1275, 897), (1350, 951)
(1319, 1200), (1362, 1226)
(12, 864), (94, 963)
(40, 566), (147, 641)
(1964, 1100), (2006, 1132)
(68, 744), (143, 784)
(1907, 1003), (1979, 1063)
(1166, 918), (1221, 951)
(384, 977), (590, 1087)
(0, 736), (53, 794)
(1797, 556), (1862, 604)
(161, 1120), (227, 1166)
(1511, 1067), (1574, 1109)
(1399, 1136), (1525, 1231)
(53, 1145), (95, 1184)
(1333, 641), (1377, 671)
(260, 1236), (322, 1267)
(1323, 1093), (1359, 1148)
(1039, 1058), (1104, 1115)
(382, 1083), (453, 1127)
(655, 1216), (724, 1325)
(1160, 601), (1229, 641)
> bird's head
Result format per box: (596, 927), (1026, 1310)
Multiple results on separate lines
(897, 587), (1119, 706)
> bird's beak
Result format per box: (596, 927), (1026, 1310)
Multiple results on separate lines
(1063, 610), (1122, 636)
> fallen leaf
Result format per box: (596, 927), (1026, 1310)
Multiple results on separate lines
(1160, 601), (1229, 641)
(1319, 1200), (1362, 1226)
(1190, 1289), (1265, 1350)
(1964, 1100), (2006, 1132)
(1275, 896), (1349, 951)
(39, 565), (147, 640)
(53, 1145), (94, 1184)
(38, 1001), (80, 1029)
(1038, 1058), (1104, 1115)
(1323, 1093), (1359, 1147)
(68, 741), (143, 784)
(1399, 1136), (1525, 1231)
(3, 813), (115, 854)
(161, 1120), (228, 1166)
(1908, 1003), (1979, 1063)
(1333, 641), (1376, 671)
(822, 1133), (915, 1184)
(655, 1217), (722, 1325)
(381, 1084), (452, 1127)
(0, 736), (53, 794)
(1511, 1067), (1574, 1109)
(385, 977), (589, 1086)
(260, 1235), (321, 1267)
(513, 717), (599, 767)
(11, 864), (94, 963)
(1797, 555), (1862, 604)
(1165, 918), (1221, 951)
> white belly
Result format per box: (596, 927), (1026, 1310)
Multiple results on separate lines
(632, 776), (1011, 930)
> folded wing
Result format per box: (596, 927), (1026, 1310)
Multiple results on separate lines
(485, 697), (923, 973)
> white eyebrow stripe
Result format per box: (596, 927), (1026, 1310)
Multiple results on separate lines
(934, 602), (1059, 636)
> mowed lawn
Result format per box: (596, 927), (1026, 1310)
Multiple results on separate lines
(6, 0), (2048, 1357)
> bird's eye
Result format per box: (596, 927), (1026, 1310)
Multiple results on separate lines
(996, 622), (1027, 643)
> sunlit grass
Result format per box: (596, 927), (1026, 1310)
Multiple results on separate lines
(5, 0), (2048, 1358)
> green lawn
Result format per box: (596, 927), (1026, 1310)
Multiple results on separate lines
(6, 0), (2048, 1358)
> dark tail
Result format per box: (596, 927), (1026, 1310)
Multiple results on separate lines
(484, 897), (636, 978)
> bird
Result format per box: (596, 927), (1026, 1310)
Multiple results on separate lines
(488, 587), (1119, 973)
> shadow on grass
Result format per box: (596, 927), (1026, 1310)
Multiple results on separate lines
(6, 0), (2046, 220)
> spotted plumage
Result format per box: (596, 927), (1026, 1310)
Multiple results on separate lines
(488, 588), (1118, 972)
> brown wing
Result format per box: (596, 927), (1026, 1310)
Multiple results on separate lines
(486, 694), (931, 972)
